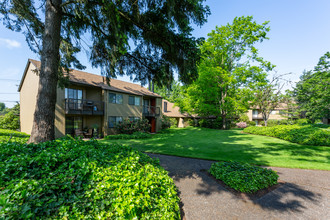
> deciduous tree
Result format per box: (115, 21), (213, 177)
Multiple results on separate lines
(183, 16), (272, 129)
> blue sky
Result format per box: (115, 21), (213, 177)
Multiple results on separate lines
(1, 0), (330, 107)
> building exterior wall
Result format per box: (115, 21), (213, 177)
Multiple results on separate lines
(247, 109), (287, 121)
(54, 87), (65, 138)
(20, 63), (39, 134)
(20, 62), (162, 137)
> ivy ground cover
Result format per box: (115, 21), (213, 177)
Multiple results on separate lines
(0, 136), (180, 219)
(100, 127), (330, 170)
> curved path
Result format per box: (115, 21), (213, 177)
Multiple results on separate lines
(148, 153), (330, 220)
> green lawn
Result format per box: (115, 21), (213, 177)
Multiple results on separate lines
(100, 127), (330, 170)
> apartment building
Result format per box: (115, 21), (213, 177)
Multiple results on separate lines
(247, 103), (288, 125)
(162, 99), (191, 127)
(19, 59), (162, 138)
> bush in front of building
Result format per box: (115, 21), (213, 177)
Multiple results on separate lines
(115, 119), (151, 134)
(161, 115), (171, 129)
(105, 132), (152, 140)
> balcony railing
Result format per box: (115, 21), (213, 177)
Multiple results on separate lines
(143, 105), (160, 117)
(65, 99), (104, 115)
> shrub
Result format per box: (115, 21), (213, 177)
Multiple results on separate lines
(244, 124), (330, 146)
(266, 119), (279, 127)
(238, 114), (250, 123)
(0, 137), (180, 219)
(105, 132), (152, 140)
(247, 121), (256, 126)
(296, 118), (311, 125)
(236, 122), (247, 128)
(209, 161), (279, 193)
(115, 119), (150, 134)
(198, 117), (231, 129)
(161, 115), (171, 129)
(169, 118), (178, 128)
(0, 129), (29, 144)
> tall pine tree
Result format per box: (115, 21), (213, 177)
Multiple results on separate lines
(0, 0), (210, 143)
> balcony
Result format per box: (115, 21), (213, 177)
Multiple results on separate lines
(65, 99), (104, 115)
(143, 105), (160, 117)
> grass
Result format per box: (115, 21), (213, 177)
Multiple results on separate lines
(99, 127), (330, 170)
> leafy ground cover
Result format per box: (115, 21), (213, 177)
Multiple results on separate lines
(0, 129), (29, 144)
(209, 161), (279, 193)
(0, 137), (180, 219)
(100, 127), (330, 170)
(244, 124), (330, 146)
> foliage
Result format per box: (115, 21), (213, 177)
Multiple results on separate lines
(247, 121), (256, 126)
(161, 115), (171, 130)
(209, 161), (278, 193)
(105, 132), (152, 140)
(0, 104), (20, 130)
(296, 118), (311, 125)
(0, 0), (210, 142)
(181, 16), (272, 129)
(198, 118), (231, 129)
(0, 137), (180, 219)
(169, 118), (178, 128)
(294, 52), (330, 121)
(251, 74), (289, 127)
(244, 124), (330, 146)
(154, 81), (184, 104)
(0, 102), (5, 112)
(236, 122), (247, 128)
(0, 129), (29, 144)
(238, 114), (250, 123)
(115, 119), (150, 134)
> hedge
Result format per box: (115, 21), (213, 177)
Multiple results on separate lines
(0, 129), (29, 144)
(244, 124), (330, 146)
(209, 161), (279, 193)
(0, 137), (180, 219)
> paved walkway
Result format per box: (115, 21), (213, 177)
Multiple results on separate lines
(148, 153), (330, 220)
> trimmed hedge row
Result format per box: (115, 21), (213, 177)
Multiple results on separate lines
(0, 129), (29, 144)
(209, 161), (279, 193)
(244, 124), (329, 146)
(0, 137), (180, 219)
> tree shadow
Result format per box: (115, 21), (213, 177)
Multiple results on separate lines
(148, 153), (323, 214)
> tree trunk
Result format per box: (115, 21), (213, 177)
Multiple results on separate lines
(28, 0), (62, 143)
(222, 115), (226, 130)
(264, 119), (268, 127)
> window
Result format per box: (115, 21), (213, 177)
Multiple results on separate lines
(65, 88), (82, 100)
(271, 110), (277, 115)
(65, 116), (82, 135)
(109, 93), (123, 104)
(108, 116), (123, 128)
(129, 96), (140, 105)
(164, 101), (168, 112)
(253, 110), (258, 115)
(129, 117), (140, 122)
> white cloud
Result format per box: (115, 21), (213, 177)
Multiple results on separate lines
(0, 38), (21, 49)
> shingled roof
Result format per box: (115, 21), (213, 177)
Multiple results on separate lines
(162, 99), (191, 118)
(19, 59), (161, 98)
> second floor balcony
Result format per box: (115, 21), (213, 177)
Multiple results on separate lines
(143, 105), (160, 117)
(65, 99), (104, 115)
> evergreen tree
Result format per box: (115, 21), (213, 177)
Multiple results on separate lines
(0, 0), (210, 142)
